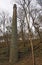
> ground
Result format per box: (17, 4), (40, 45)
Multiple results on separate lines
(0, 54), (42, 65)
(0, 42), (42, 65)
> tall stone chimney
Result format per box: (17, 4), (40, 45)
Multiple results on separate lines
(9, 4), (18, 64)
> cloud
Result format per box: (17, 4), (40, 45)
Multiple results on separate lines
(0, 0), (13, 16)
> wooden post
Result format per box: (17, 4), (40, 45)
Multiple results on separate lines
(9, 4), (18, 64)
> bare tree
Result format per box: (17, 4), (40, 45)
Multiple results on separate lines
(30, 8), (42, 42)
(11, 0), (42, 64)
(37, 0), (42, 6)
(14, 0), (35, 65)
(0, 11), (11, 34)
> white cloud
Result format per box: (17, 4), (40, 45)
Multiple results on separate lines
(0, 0), (13, 16)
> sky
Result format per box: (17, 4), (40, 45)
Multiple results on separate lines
(0, 0), (42, 35)
(0, 0), (13, 16)
(0, 0), (41, 16)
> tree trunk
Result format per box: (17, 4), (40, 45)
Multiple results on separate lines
(29, 37), (35, 65)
